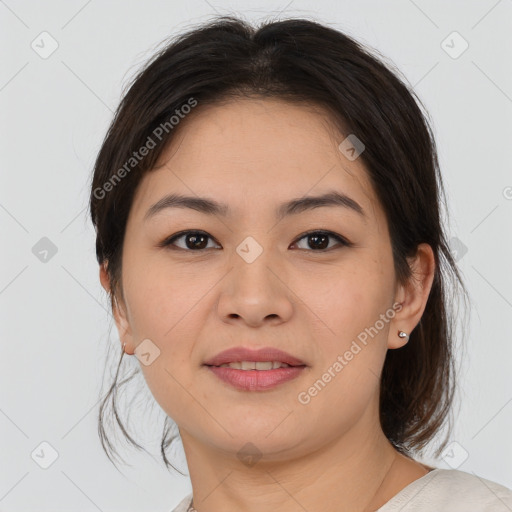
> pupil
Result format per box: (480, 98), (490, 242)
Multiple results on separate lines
(309, 233), (328, 250)
(187, 233), (207, 249)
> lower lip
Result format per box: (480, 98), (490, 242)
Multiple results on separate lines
(205, 365), (306, 391)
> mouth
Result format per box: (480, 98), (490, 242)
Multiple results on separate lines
(203, 346), (307, 368)
(203, 346), (307, 391)
(204, 364), (307, 391)
(206, 361), (304, 370)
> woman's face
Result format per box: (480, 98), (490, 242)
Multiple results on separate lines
(103, 97), (417, 461)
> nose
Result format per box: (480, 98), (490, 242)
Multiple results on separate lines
(216, 247), (294, 328)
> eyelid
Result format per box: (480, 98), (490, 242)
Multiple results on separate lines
(291, 229), (352, 250)
(158, 230), (221, 250)
(159, 229), (352, 251)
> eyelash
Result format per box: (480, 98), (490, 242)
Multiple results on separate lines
(158, 229), (352, 253)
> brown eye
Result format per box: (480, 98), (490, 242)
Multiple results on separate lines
(291, 230), (350, 251)
(160, 231), (220, 251)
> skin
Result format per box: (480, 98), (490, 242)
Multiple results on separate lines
(100, 97), (436, 512)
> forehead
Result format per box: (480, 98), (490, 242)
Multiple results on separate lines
(130, 97), (382, 226)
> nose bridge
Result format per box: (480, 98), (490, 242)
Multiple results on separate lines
(232, 234), (276, 292)
(216, 234), (293, 325)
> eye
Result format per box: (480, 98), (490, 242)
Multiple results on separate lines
(159, 229), (351, 252)
(290, 230), (351, 251)
(159, 230), (221, 251)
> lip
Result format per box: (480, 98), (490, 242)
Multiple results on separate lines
(206, 365), (306, 391)
(203, 346), (307, 367)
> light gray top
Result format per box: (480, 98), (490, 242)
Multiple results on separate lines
(171, 468), (512, 511)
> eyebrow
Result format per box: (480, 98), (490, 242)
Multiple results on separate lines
(144, 190), (366, 223)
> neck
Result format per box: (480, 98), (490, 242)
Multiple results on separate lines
(179, 403), (426, 512)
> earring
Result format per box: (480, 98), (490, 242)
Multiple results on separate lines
(397, 330), (409, 341)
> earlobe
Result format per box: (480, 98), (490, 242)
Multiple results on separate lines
(99, 262), (134, 355)
(99, 262), (110, 294)
(388, 328), (411, 350)
(112, 295), (134, 355)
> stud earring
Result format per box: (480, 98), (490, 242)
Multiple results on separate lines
(397, 330), (409, 341)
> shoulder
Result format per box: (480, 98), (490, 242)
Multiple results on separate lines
(170, 492), (193, 512)
(379, 468), (512, 511)
(169, 472), (512, 512)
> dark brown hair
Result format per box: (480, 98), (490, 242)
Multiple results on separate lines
(88, 14), (469, 473)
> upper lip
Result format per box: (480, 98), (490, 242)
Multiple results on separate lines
(204, 346), (307, 367)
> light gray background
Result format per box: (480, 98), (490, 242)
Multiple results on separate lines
(1, 0), (511, 510)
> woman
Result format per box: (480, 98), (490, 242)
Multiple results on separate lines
(89, 15), (512, 511)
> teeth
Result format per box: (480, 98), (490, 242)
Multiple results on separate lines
(217, 361), (291, 370)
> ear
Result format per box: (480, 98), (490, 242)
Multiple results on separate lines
(388, 243), (436, 349)
(99, 262), (134, 355)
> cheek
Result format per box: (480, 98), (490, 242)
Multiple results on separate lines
(120, 260), (210, 422)
(299, 260), (391, 343)
(122, 253), (208, 342)
(299, 292), (389, 425)
(297, 263), (392, 398)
